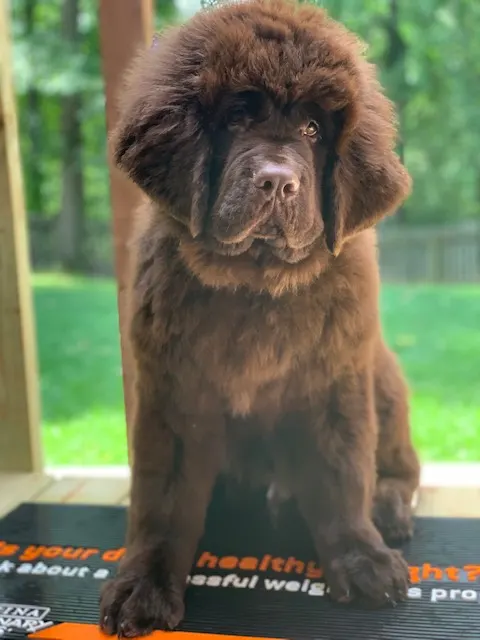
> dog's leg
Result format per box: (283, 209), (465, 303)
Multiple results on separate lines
(100, 376), (225, 638)
(277, 368), (409, 607)
(373, 343), (421, 546)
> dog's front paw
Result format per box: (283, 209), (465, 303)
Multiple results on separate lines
(100, 565), (184, 637)
(325, 540), (409, 607)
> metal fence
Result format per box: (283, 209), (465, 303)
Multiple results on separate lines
(29, 217), (114, 275)
(378, 222), (480, 283)
(29, 217), (480, 283)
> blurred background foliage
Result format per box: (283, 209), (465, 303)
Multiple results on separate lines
(9, 0), (480, 464)
(11, 0), (480, 267)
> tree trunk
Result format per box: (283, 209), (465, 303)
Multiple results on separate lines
(58, 0), (85, 271)
(384, 0), (408, 224)
(23, 0), (44, 215)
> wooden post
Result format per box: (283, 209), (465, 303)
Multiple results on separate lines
(0, 0), (43, 472)
(98, 0), (154, 461)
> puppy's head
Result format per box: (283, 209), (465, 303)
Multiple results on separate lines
(201, 89), (333, 265)
(113, 0), (411, 286)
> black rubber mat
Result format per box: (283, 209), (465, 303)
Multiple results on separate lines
(0, 483), (479, 639)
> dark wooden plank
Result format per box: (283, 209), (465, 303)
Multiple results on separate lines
(98, 0), (154, 459)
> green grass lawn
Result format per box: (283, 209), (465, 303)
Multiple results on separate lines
(33, 273), (480, 465)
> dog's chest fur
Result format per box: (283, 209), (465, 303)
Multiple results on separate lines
(191, 290), (319, 416)
(156, 270), (367, 419)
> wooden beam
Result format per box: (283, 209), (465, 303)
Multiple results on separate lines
(98, 0), (154, 460)
(0, 0), (43, 472)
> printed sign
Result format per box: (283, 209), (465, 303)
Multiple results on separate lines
(0, 495), (479, 640)
(0, 604), (52, 637)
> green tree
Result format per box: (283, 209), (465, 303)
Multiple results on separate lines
(10, 0), (480, 274)
(11, 0), (179, 271)
(58, 0), (85, 270)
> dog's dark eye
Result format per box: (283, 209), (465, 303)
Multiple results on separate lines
(303, 120), (320, 138)
(226, 91), (264, 129)
(228, 106), (248, 126)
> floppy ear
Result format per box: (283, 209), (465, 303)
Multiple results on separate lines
(322, 66), (411, 255)
(109, 40), (212, 239)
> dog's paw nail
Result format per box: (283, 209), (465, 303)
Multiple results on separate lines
(100, 614), (114, 635)
(118, 621), (139, 638)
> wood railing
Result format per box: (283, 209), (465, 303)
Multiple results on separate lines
(0, 0), (42, 472)
(0, 0), (154, 472)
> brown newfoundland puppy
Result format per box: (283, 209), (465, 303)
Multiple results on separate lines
(100, 0), (420, 636)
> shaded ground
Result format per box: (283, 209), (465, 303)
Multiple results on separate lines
(33, 273), (480, 465)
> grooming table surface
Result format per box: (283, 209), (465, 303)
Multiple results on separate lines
(0, 482), (479, 640)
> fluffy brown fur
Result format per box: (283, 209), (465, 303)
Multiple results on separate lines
(100, 1), (420, 636)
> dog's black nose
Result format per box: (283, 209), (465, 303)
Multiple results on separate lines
(254, 163), (300, 200)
